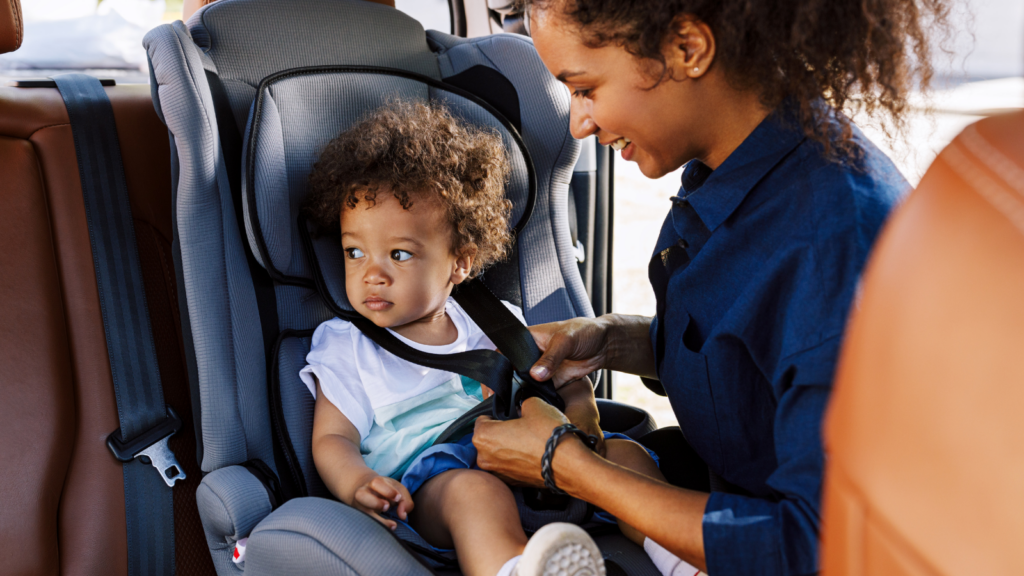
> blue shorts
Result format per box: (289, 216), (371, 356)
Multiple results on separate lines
(389, 431), (659, 551)
(400, 431), (659, 496)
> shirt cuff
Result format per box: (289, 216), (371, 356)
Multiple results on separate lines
(703, 492), (795, 576)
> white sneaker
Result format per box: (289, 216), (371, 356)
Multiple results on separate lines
(513, 523), (605, 576)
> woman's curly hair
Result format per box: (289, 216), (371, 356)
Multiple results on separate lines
(302, 100), (513, 277)
(525, 0), (951, 159)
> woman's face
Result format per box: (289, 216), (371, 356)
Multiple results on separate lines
(530, 10), (709, 178)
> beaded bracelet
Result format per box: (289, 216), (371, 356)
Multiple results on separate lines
(541, 423), (599, 494)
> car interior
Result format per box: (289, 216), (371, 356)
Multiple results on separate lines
(0, 0), (1021, 575)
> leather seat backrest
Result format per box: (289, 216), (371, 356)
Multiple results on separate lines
(0, 2), (212, 573)
(822, 111), (1024, 575)
(0, 0), (21, 54)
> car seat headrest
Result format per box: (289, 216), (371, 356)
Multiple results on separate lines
(188, 0), (441, 129)
(0, 0), (22, 55)
(240, 67), (534, 314)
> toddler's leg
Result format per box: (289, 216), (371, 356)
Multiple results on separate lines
(604, 438), (667, 545)
(410, 469), (527, 576)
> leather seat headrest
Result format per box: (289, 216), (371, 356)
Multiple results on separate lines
(0, 0), (21, 55)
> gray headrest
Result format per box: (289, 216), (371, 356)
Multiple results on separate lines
(188, 0), (441, 129)
(240, 67), (533, 313)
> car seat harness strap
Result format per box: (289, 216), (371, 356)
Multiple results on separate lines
(55, 73), (180, 576)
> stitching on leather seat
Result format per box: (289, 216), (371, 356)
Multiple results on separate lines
(9, 0), (21, 48)
(28, 122), (71, 139)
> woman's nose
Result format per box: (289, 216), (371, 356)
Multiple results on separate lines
(569, 97), (597, 139)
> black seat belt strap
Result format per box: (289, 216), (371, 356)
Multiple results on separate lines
(430, 280), (565, 445)
(55, 73), (181, 576)
(454, 279), (564, 408)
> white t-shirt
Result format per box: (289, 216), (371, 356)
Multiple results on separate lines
(299, 297), (526, 440)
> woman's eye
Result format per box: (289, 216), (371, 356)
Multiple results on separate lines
(345, 247), (364, 259)
(391, 249), (413, 262)
(571, 88), (592, 99)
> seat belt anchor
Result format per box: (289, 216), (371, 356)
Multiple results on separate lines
(106, 407), (187, 487)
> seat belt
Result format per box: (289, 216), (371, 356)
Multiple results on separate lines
(452, 278), (563, 408)
(54, 73), (183, 576)
(427, 279), (565, 445)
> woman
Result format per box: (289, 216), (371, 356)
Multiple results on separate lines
(472, 0), (948, 574)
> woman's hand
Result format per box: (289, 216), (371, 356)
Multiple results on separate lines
(472, 397), (571, 487)
(529, 314), (659, 386)
(352, 474), (414, 530)
(528, 317), (612, 386)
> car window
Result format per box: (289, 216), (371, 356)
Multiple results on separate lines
(395, 0), (451, 35)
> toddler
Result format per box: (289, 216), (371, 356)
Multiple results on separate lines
(300, 101), (663, 576)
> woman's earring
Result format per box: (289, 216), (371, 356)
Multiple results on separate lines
(693, 67), (699, 73)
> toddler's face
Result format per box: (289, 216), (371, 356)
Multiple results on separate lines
(340, 192), (471, 329)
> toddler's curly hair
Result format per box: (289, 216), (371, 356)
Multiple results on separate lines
(302, 100), (513, 278)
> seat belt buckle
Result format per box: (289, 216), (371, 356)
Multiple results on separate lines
(514, 371), (566, 413)
(106, 407), (187, 487)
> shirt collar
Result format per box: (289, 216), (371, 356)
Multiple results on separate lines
(682, 108), (807, 233)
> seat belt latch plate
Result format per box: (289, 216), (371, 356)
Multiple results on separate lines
(107, 407), (187, 487)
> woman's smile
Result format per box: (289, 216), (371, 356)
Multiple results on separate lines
(620, 140), (636, 162)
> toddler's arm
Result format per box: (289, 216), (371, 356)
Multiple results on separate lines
(556, 376), (606, 456)
(311, 378), (413, 529)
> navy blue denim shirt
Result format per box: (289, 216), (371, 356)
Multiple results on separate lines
(648, 111), (907, 575)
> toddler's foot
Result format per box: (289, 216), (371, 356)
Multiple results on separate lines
(513, 523), (605, 576)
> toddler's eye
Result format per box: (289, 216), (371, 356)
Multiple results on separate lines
(345, 247), (365, 259)
(391, 249), (413, 262)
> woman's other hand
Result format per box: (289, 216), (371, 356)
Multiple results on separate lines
(528, 317), (611, 386)
(473, 397), (572, 487)
(529, 314), (659, 386)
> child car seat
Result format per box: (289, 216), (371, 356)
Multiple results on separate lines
(144, 1), (659, 573)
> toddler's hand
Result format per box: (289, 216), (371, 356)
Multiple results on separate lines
(353, 475), (414, 530)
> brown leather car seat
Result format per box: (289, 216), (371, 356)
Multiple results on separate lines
(822, 111), (1024, 574)
(0, 3), (212, 574)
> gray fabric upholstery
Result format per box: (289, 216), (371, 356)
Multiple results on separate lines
(428, 32), (591, 325)
(197, 466), (275, 575)
(244, 499), (434, 576)
(187, 0), (440, 133)
(145, 21), (277, 473)
(275, 334), (329, 498)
